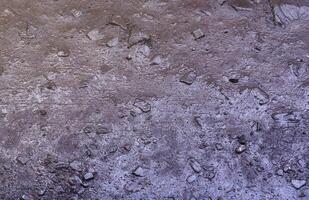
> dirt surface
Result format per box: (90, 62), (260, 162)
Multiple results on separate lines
(0, 0), (308, 199)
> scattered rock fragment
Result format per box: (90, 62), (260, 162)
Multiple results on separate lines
(192, 29), (205, 40)
(95, 124), (112, 135)
(189, 159), (202, 173)
(251, 87), (269, 105)
(106, 37), (119, 47)
(291, 179), (306, 189)
(16, 155), (29, 165)
(69, 160), (82, 171)
(84, 172), (94, 180)
(180, 71), (197, 85)
(133, 99), (151, 113)
(133, 166), (147, 177)
(68, 175), (83, 185)
(235, 145), (246, 154)
(128, 32), (150, 47)
(271, 112), (300, 127)
(71, 9), (83, 18)
(289, 59), (307, 77)
(57, 49), (70, 57)
(21, 194), (34, 200)
(87, 29), (104, 41)
(137, 45), (151, 57)
(186, 174), (197, 183)
(150, 55), (162, 65)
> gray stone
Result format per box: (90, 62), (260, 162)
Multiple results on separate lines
(95, 124), (112, 135)
(68, 175), (83, 185)
(16, 155), (29, 165)
(192, 29), (205, 40)
(57, 49), (70, 57)
(186, 174), (197, 183)
(84, 172), (94, 180)
(87, 29), (104, 41)
(291, 179), (306, 189)
(189, 159), (202, 173)
(132, 166), (147, 177)
(235, 145), (246, 154)
(150, 55), (162, 65)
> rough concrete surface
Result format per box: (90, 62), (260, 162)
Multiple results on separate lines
(0, 0), (308, 199)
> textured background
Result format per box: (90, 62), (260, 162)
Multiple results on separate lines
(0, 0), (308, 199)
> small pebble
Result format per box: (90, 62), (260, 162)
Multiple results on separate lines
(132, 166), (147, 177)
(180, 71), (197, 85)
(192, 29), (205, 40)
(235, 145), (246, 154)
(84, 172), (94, 180)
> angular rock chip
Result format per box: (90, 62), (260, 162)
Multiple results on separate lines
(84, 172), (95, 180)
(87, 29), (104, 41)
(57, 49), (70, 57)
(186, 174), (198, 183)
(291, 179), (306, 189)
(132, 166), (147, 177)
(192, 29), (205, 40)
(189, 159), (202, 173)
(180, 71), (197, 85)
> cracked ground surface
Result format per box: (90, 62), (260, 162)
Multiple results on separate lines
(0, 0), (308, 199)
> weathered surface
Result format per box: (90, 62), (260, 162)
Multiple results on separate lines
(270, 0), (309, 25)
(0, 0), (308, 199)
